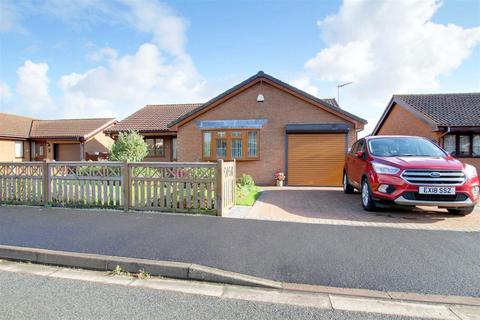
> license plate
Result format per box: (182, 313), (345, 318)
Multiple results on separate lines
(419, 186), (456, 195)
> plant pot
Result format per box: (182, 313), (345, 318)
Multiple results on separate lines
(276, 180), (284, 187)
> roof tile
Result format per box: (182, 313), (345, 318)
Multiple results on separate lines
(105, 104), (202, 133)
(30, 118), (115, 139)
(0, 113), (34, 139)
(322, 98), (340, 108)
(394, 93), (480, 126)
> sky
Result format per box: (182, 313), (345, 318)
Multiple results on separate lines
(0, 0), (479, 135)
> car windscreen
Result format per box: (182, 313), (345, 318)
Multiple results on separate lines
(368, 137), (446, 157)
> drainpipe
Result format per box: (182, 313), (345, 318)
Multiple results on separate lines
(79, 137), (86, 161)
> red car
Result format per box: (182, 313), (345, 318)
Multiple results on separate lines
(343, 136), (479, 215)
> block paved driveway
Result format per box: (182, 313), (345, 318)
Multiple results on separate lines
(227, 187), (480, 231)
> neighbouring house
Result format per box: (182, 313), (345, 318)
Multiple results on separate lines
(108, 71), (367, 186)
(372, 93), (480, 174)
(104, 104), (201, 161)
(0, 112), (116, 161)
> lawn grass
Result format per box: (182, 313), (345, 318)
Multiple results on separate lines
(236, 186), (261, 206)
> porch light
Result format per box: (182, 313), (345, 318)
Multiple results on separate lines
(257, 94), (264, 102)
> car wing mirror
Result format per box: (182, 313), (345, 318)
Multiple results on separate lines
(355, 151), (365, 159)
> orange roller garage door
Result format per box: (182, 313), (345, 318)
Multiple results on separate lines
(288, 134), (346, 186)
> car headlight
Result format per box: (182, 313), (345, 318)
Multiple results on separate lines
(372, 162), (400, 175)
(473, 186), (479, 197)
(464, 164), (478, 179)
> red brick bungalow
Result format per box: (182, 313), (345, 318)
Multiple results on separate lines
(0, 112), (116, 161)
(107, 71), (367, 186)
(372, 93), (480, 174)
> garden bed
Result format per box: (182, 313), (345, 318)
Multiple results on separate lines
(235, 174), (261, 206)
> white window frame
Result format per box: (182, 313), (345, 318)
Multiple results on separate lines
(15, 141), (23, 158)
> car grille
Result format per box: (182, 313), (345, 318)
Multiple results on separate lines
(402, 192), (468, 202)
(401, 170), (465, 186)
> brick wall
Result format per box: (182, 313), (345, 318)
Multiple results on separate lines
(377, 103), (439, 141)
(177, 82), (360, 185)
(85, 131), (114, 155)
(376, 102), (480, 175)
(0, 140), (17, 161)
(0, 139), (29, 162)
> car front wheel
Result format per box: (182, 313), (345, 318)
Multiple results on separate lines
(361, 178), (376, 211)
(447, 207), (475, 216)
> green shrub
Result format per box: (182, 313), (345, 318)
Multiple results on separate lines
(109, 130), (148, 162)
(236, 174), (260, 206)
(237, 174), (255, 187)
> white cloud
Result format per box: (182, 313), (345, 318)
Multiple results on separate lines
(306, 41), (374, 83)
(54, 0), (206, 118)
(0, 81), (12, 100)
(2, 0), (206, 119)
(16, 60), (53, 113)
(87, 47), (118, 62)
(59, 43), (205, 118)
(66, 0), (204, 118)
(289, 76), (319, 97)
(304, 0), (480, 111)
(0, 0), (22, 33)
(123, 0), (188, 57)
(36, 0), (188, 58)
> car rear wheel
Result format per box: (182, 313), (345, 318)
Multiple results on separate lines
(361, 178), (377, 211)
(447, 207), (475, 216)
(343, 172), (355, 194)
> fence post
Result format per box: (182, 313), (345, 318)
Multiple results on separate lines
(233, 159), (236, 207)
(122, 160), (130, 212)
(42, 159), (49, 206)
(216, 159), (224, 216)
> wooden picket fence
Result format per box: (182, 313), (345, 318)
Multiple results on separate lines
(0, 162), (44, 205)
(220, 161), (236, 213)
(48, 162), (123, 208)
(0, 160), (236, 215)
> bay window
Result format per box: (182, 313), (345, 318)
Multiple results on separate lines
(247, 132), (258, 157)
(443, 134), (480, 157)
(202, 130), (259, 160)
(231, 132), (243, 158)
(216, 131), (227, 158)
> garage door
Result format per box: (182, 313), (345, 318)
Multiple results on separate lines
(288, 134), (346, 186)
(56, 144), (81, 161)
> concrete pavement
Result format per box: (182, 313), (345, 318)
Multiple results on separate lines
(1, 260), (478, 320)
(0, 206), (479, 297)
